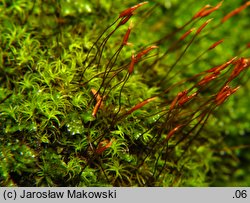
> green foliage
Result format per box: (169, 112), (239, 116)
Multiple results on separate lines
(0, 0), (249, 186)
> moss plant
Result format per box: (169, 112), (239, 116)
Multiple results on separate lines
(0, 0), (249, 186)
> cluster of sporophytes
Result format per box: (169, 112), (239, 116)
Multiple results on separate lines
(0, 0), (249, 186)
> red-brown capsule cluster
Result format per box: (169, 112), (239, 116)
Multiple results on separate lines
(170, 90), (197, 110)
(228, 57), (249, 82)
(215, 85), (240, 105)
